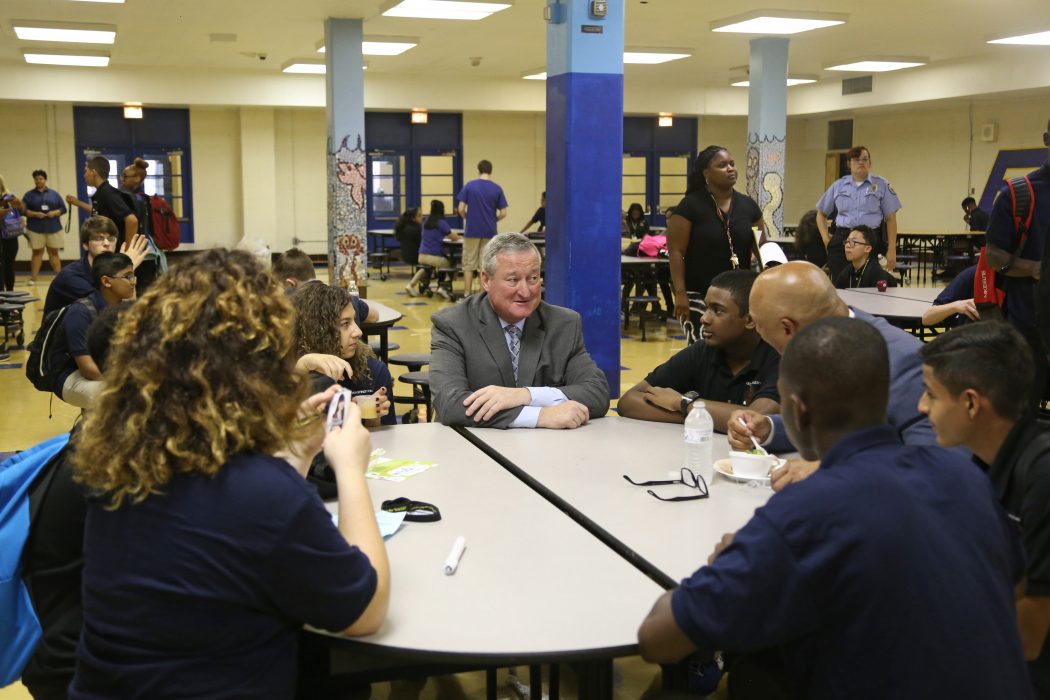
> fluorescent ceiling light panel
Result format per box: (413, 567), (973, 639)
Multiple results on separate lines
(988, 30), (1050, 46)
(381, 0), (511, 21)
(23, 50), (109, 67)
(316, 38), (418, 55)
(623, 52), (690, 64)
(13, 21), (117, 44)
(68, 0), (125, 3)
(522, 71), (546, 80)
(826, 58), (926, 72)
(711, 11), (846, 35)
(731, 77), (818, 87)
(282, 61), (326, 74)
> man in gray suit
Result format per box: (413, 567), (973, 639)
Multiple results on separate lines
(726, 261), (948, 489)
(430, 233), (609, 429)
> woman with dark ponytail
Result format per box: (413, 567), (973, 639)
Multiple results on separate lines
(666, 146), (764, 344)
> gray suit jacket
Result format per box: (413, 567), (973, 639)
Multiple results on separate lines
(768, 307), (942, 452)
(430, 294), (610, 428)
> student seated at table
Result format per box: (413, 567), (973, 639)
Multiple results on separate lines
(49, 253), (136, 409)
(42, 216), (147, 317)
(291, 281), (395, 427)
(624, 202), (650, 240)
(519, 191), (546, 234)
(406, 199), (459, 300)
(833, 225), (897, 289)
(638, 317), (1032, 699)
(921, 262), (997, 327)
(919, 322), (1050, 697)
(273, 247), (379, 323)
(431, 233), (609, 429)
(69, 248), (390, 700)
(618, 270), (779, 432)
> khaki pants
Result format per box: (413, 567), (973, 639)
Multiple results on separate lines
(61, 370), (101, 409)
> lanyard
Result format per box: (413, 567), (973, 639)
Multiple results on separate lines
(850, 259), (870, 288)
(381, 497), (442, 522)
(711, 193), (739, 268)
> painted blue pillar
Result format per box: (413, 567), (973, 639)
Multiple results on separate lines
(325, 18), (367, 291)
(546, 0), (624, 397)
(745, 37), (788, 241)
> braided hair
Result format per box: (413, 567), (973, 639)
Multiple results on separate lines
(686, 145), (729, 195)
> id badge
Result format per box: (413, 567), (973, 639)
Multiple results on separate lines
(729, 254), (739, 268)
(41, 204), (49, 212)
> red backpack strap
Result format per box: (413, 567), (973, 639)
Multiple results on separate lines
(974, 246), (1006, 307)
(1007, 175), (1035, 254)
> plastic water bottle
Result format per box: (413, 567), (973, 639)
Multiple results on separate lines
(684, 402), (714, 487)
(347, 276), (360, 296)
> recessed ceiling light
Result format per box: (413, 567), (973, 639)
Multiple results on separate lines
(68, 0), (125, 3)
(623, 51), (690, 64)
(988, 30), (1050, 46)
(23, 50), (110, 67)
(826, 58), (926, 72)
(522, 71), (546, 80)
(282, 61), (326, 74)
(316, 38), (418, 55)
(381, 0), (511, 20)
(731, 77), (818, 87)
(13, 21), (117, 44)
(711, 11), (846, 35)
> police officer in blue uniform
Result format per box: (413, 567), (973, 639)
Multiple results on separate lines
(815, 146), (903, 280)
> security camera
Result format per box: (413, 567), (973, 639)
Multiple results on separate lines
(259, 53), (268, 61)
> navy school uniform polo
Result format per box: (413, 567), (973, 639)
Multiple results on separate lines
(644, 338), (780, 407)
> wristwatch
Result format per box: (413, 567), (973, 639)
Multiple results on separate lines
(680, 391), (700, 416)
(998, 257), (1015, 275)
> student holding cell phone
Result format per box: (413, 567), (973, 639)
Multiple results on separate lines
(69, 249), (389, 699)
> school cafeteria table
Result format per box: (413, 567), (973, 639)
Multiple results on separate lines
(462, 416), (772, 586)
(837, 289), (934, 337)
(358, 300), (403, 362)
(844, 286), (943, 304)
(317, 422), (663, 698)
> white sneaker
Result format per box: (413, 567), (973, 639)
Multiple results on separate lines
(436, 287), (452, 301)
(404, 284), (419, 297)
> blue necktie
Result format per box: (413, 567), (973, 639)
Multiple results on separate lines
(505, 325), (521, 381)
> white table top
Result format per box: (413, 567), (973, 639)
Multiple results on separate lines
(838, 289), (931, 319)
(621, 255), (669, 265)
(844, 286), (943, 303)
(360, 299), (402, 326)
(467, 416), (772, 583)
(324, 422), (663, 659)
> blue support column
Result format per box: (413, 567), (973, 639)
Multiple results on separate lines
(546, 0), (623, 397)
(325, 18), (367, 290)
(745, 37), (789, 241)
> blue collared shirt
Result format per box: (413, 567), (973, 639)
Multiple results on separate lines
(43, 258), (93, 317)
(671, 425), (1031, 699)
(498, 318), (567, 428)
(22, 187), (67, 234)
(816, 174), (902, 229)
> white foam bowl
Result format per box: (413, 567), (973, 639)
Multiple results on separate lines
(728, 451), (776, 479)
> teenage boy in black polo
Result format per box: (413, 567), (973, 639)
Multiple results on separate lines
(834, 225), (897, 290)
(52, 252), (136, 408)
(919, 321), (1050, 698)
(617, 269), (779, 432)
(65, 156), (137, 249)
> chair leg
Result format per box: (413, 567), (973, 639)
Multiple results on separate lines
(423, 385), (433, 422)
(639, 312), (647, 342)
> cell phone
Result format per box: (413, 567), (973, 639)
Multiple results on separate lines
(325, 389), (354, 432)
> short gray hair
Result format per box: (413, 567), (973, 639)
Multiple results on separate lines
(482, 233), (541, 275)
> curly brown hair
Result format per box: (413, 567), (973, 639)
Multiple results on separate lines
(73, 248), (308, 508)
(290, 282), (373, 383)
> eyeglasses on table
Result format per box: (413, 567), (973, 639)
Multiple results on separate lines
(623, 467), (709, 502)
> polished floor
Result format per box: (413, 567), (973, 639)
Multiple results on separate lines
(0, 258), (945, 699)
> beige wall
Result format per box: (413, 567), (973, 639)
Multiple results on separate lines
(1, 96), (1047, 260)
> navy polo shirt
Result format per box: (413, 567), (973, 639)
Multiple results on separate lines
(53, 291), (104, 396)
(456, 178), (507, 238)
(671, 425), (1031, 699)
(22, 187), (67, 234)
(71, 453), (377, 700)
(986, 163), (1050, 336)
(43, 258), (93, 317)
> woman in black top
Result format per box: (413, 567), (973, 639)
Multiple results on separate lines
(624, 202), (650, 239)
(667, 146), (764, 344)
(393, 206), (422, 268)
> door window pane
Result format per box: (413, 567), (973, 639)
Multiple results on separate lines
(622, 155), (648, 214)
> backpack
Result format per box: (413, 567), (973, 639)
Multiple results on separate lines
(973, 246), (1006, 320)
(997, 176), (1036, 287)
(25, 297), (98, 393)
(148, 195), (180, 251)
(2, 195), (25, 240)
(0, 433), (71, 686)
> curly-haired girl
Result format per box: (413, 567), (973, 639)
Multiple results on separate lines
(70, 248), (389, 698)
(292, 282), (395, 426)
